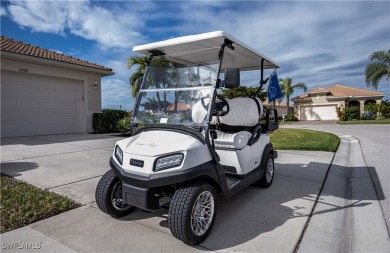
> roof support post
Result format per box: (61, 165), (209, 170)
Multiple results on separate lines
(253, 58), (268, 98)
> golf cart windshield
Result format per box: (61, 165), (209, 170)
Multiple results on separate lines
(133, 54), (219, 127)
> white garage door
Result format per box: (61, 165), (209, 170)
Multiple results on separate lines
(1, 70), (83, 137)
(300, 105), (338, 121)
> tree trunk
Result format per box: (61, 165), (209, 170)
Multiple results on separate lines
(286, 90), (290, 115)
(156, 92), (162, 113)
(174, 91), (178, 113)
(163, 92), (167, 114)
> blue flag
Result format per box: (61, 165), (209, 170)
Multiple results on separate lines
(268, 73), (282, 102)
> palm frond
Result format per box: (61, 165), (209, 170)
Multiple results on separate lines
(365, 62), (389, 89)
(292, 82), (308, 93)
(369, 50), (390, 65)
(127, 56), (148, 70)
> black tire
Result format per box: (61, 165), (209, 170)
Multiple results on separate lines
(95, 170), (134, 217)
(168, 182), (217, 245)
(258, 153), (275, 188)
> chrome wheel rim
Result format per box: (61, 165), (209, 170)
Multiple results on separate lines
(266, 158), (274, 183)
(111, 181), (131, 211)
(191, 191), (215, 236)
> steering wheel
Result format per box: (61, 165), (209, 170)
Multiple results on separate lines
(200, 95), (210, 110)
(200, 94), (229, 116)
(213, 94), (230, 116)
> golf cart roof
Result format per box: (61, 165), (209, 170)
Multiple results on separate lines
(133, 31), (279, 71)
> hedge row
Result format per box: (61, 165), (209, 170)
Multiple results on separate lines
(93, 109), (130, 133)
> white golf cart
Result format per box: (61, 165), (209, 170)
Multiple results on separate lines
(96, 31), (279, 245)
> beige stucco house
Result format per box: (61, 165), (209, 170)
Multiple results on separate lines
(292, 84), (384, 121)
(263, 99), (294, 117)
(1, 36), (114, 137)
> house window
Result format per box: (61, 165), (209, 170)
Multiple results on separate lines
(348, 100), (360, 107)
(364, 100), (376, 106)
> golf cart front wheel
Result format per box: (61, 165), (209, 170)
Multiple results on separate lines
(168, 182), (217, 245)
(258, 153), (275, 188)
(95, 170), (134, 217)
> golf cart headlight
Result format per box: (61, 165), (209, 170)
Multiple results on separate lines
(154, 154), (184, 171)
(114, 145), (123, 165)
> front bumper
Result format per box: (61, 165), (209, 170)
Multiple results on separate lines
(121, 183), (159, 211)
(109, 157), (219, 211)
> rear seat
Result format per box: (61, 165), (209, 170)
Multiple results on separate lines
(212, 97), (263, 150)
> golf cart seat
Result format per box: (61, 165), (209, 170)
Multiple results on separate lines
(211, 97), (263, 150)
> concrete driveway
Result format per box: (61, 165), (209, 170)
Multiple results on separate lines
(1, 133), (336, 252)
(1, 134), (125, 204)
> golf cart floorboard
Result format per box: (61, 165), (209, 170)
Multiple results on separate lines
(224, 168), (260, 197)
(225, 176), (239, 188)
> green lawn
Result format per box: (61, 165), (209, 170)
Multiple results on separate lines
(0, 174), (80, 233)
(338, 119), (390, 125)
(270, 128), (340, 152)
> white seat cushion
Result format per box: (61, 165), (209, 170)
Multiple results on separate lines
(211, 97), (263, 126)
(214, 130), (252, 150)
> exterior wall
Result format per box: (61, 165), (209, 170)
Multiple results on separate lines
(263, 103), (293, 117)
(308, 93), (328, 103)
(1, 58), (103, 133)
(86, 77), (102, 133)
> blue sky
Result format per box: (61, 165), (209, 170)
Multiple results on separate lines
(1, 0), (389, 110)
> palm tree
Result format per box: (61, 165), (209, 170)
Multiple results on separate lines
(279, 77), (307, 115)
(127, 56), (148, 98)
(365, 50), (390, 90)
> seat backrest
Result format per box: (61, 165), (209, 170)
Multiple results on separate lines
(213, 97), (263, 127)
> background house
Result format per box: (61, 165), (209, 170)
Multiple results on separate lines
(263, 99), (294, 117)
(292, 84), (384, 121)
(1, 36), (114, 137)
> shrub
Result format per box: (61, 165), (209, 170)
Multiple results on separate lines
(116, 116), (131, 134)
(343, 106), (360, 121)
(336, 106), (345, 121)
(364, 103), (378, 113)
(362, 102), (390, 119)
(284, 114), (298, 122)
(93, 109), (129, 133)
(361, 111), (375, 120)
(377, 103), (390, 119)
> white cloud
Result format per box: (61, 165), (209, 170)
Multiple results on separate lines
(0, 5), (7, 16)
(7, 1), (68, 34)
(6, 0), (145, 49)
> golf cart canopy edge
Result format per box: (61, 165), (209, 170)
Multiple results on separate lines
(133, 31), (280, 71)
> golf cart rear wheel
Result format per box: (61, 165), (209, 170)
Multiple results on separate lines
(168, 182), (217, 245)
(95, 170), (134, 217)
(258, 153), (275, 188)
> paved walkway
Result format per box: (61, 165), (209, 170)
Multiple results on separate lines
(286, 120), (338, 125)
(298, 134), (390, 252)
(284, 124), (390, 237)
